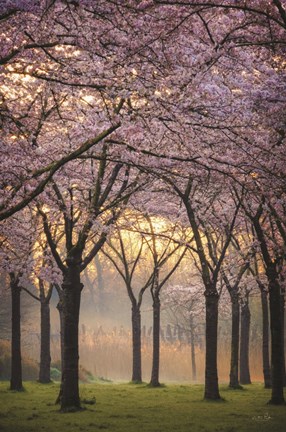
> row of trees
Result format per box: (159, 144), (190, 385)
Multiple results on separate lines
(0, 0), (286, 411)
(0, 216), (279, 388)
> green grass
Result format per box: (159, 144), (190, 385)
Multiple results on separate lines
(0, 381), (285, 432)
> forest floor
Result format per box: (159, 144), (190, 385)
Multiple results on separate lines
(0, 381), (285, 432)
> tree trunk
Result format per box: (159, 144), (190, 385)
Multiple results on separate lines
(229, 296), (241, 388)
(253, 219), (285, 403)
(204, 288), (220, 400)
(281, 296), (286, 386)
(39, 301), (51, 383)
(260, 287), (271, 388)
(189, 314), (197, 382)
(131, 304), (142, 383)
(240, 300), (251, 385)
(268, 267), (285, 404)
(55, 297), (64, 404)
(61, 265), (83, 411)
(10, 275), (23, 391)
(150, 296), (160, 386)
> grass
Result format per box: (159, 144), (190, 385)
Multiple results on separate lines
(0, 381), (285, 432)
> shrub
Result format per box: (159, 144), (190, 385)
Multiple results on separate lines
(50, 367), (61, 381)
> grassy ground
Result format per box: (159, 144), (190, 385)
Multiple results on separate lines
(0, 381), (285, 432)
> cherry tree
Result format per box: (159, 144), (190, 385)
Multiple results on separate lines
(254, 270), (272, 389)
(102, 212), (154, 383)
(103, 211), (187, 386)
(142, 216), (187, 386)
(37, 146), (139, 409)
(21, 242), (60, 384)
(167, 178), (242, 399)
(0, 210), (38, 390)
(206, 219), (257, 388)
(236, 193), (286, 404)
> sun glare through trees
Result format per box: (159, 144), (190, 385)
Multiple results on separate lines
(0, 0), (286, 430)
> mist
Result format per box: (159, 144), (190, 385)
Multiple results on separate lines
(20, 259), (265, 384)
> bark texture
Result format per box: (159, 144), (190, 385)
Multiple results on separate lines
(61, 263), (83, 411)
(229, 297), (241, 388)
(150, 296), (160, 386)
(55, 296), (64, 405)
(204, 288), (220, 400)
(268, 266), (285, 404)
(260, 287), (272, 388)
(281, 297), (286, 386)
(240, 300), (251, 385)
(39, 301), (51, 383)
(131, 304), (142, 383)
(10, 276), (23, 391)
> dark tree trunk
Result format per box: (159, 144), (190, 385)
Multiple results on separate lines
(189, 315), (197, 381)
(268, 267), (285, 404)
(131, 304), (142, 383)
(281, 296), (286, 386)
(240, 300), (251, 385)
(253, 219), (285, 404)
(229, 296), (241, 388)
(55, 297), (64, 405)
(260, 287), (272, 388)
(204, 288), (220, 400)
(284, 302), (286, 386)
(10, 276), (23, 391)
(39, 301), (51, 383)
(150, 296), (160, 386)
(61, 264), (83, 411)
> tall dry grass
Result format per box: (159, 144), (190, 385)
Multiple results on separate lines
(39, 325), (263, 383)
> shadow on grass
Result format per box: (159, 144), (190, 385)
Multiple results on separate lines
(221, 385), (248, 392)
(146, 383), (167, 389)
(202, 396), (227, 403)
(226, 385), (246, 391)
(9, 386), (26, 393)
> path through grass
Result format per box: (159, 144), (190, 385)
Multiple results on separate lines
(0, 382), (285, 432)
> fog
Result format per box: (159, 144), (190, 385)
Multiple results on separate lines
(20, 267), (265, 384)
